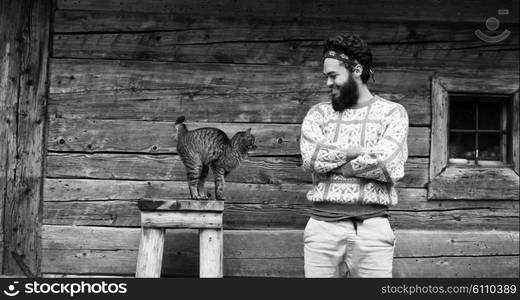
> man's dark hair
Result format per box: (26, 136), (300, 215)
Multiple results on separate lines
(323, 33), (373, 83)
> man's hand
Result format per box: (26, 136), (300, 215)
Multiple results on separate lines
(329, 145), (366, 176)
(347, 145), (365, 159)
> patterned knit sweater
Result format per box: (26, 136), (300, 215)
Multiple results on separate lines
(300, 95), (409, 206)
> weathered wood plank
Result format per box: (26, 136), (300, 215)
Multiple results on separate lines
(42, 199), (519, 230)
(0, 0), (52, 276)
(437, 73), (519, 94)
(44, 153), (308, 184)
(429, 167), (519, 200)
(52, 27), (519, 70)
(223, 204), (519, 231)
(48, 120), (305, 156)
(48, 90), (430, 126)
(199, 229), (223, 277)
(55, 0), (519, 23)
(54, 10), (519, 34)
(48, 118), (430, 156)
(141, 211), (223, 228)
(43, 178), (520, 211)
(43, 179), (314, 204)
(135, 228), (164, 277)
(42, 226), (520, 258)
(512, 92), (519, 175)
(45, 153), (429, 187)
(138, 199), (224, 212)
(41, 225), (520, 277)
(429, 77), (449, 181)
(49, 58), (324, 94)
(0, 0), (21, 273)
(48, 59), (431, 125)
(393, 256), (519, 278)
(43, 250), (520, 277)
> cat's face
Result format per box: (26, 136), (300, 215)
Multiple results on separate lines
(241, 128), (257, 150)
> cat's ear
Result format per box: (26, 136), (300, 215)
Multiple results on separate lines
(246, 128), (251, 134)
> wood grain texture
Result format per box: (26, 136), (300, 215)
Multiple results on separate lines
(49, 58), (324, 94)
(135, 228), (164, 277)
(42, 177), (518, 230)
(52, 25), (518, 70)
(42, 0), (520, 278)
(0, 0), (52, 276)
(0, 0), (20, 274)
(437, 74), (520, 94)
(392, 257), (519, 278)
(54, 9), (519, 34)
(429, 74), (520, 199)
(42, 199), (519, 230)
(138, 199), (224, 212)
(428, 167), (519, 200)
(55, 0), (519, 23)
(429, 77), (449, 181)
(141, 211), (223, 228)
(199, 229), (223, 277)
(43, 178), (520, 211)
(48, 59), (431, 125)
(41, 226), (515, 257)
(47, 118), (430, 156)
(513, 92), (519, 175)
(44, 178), (314, 204)
(41, 225), (520, 277)
(45, 153), (429, 187)
(48, 89), (431, 126)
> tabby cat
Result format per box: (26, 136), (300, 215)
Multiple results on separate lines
(175, 116), (257, 200)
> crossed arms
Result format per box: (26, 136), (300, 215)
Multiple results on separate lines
(300, 104), (409, 184)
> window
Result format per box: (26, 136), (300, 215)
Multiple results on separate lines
(428, 75), (519, 200)
(448, 94), (512, 167)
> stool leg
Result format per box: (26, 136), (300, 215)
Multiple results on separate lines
(136, 227), (165, 277)
(199, 228), (223, 278)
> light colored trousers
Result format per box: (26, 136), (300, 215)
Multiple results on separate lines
(304, 217), (396, 278)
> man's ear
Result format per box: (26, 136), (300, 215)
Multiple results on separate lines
(353, 64), (363, 78)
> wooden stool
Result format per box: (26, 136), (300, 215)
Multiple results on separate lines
(135, 199), (224, 278)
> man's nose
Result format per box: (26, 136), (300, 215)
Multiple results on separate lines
(326, 77), (333, 88)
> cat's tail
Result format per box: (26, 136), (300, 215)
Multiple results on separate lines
(175, 115), (188, 138)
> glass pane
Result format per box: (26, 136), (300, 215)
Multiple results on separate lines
(478, 133), (501, 161)
(478, 101), (502, 130)
(449, 132), (476, 159)
(450, 97), (476, 129)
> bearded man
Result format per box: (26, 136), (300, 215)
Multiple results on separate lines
(299, 33), (409, 278)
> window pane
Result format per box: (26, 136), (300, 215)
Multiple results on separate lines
(478, 101), (502, 130)
(449, 132), (476, 159)
(450, 97), (475, 129)
(478, 133), (501, 161)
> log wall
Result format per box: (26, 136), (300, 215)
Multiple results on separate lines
(42, 0), (519, 277)
(0, 0), (52, 276)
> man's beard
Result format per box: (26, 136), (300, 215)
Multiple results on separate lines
(331, 73), (359, 112)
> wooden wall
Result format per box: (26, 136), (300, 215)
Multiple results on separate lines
(42, 0), (519, 277)
(0, 0), (52, 276)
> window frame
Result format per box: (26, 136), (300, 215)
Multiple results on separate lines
(448, 93), (512, 166)
(429, 74), (519, 200)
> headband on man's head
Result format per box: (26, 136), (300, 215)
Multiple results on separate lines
(323, 50), (359, 67)
(323, 50), (375, 82)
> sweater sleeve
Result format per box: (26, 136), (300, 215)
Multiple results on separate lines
(300, 104), (361, 174)
(340, 104), (409, 184)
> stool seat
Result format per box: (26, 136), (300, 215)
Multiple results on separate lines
(135, 199), (224, 278)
